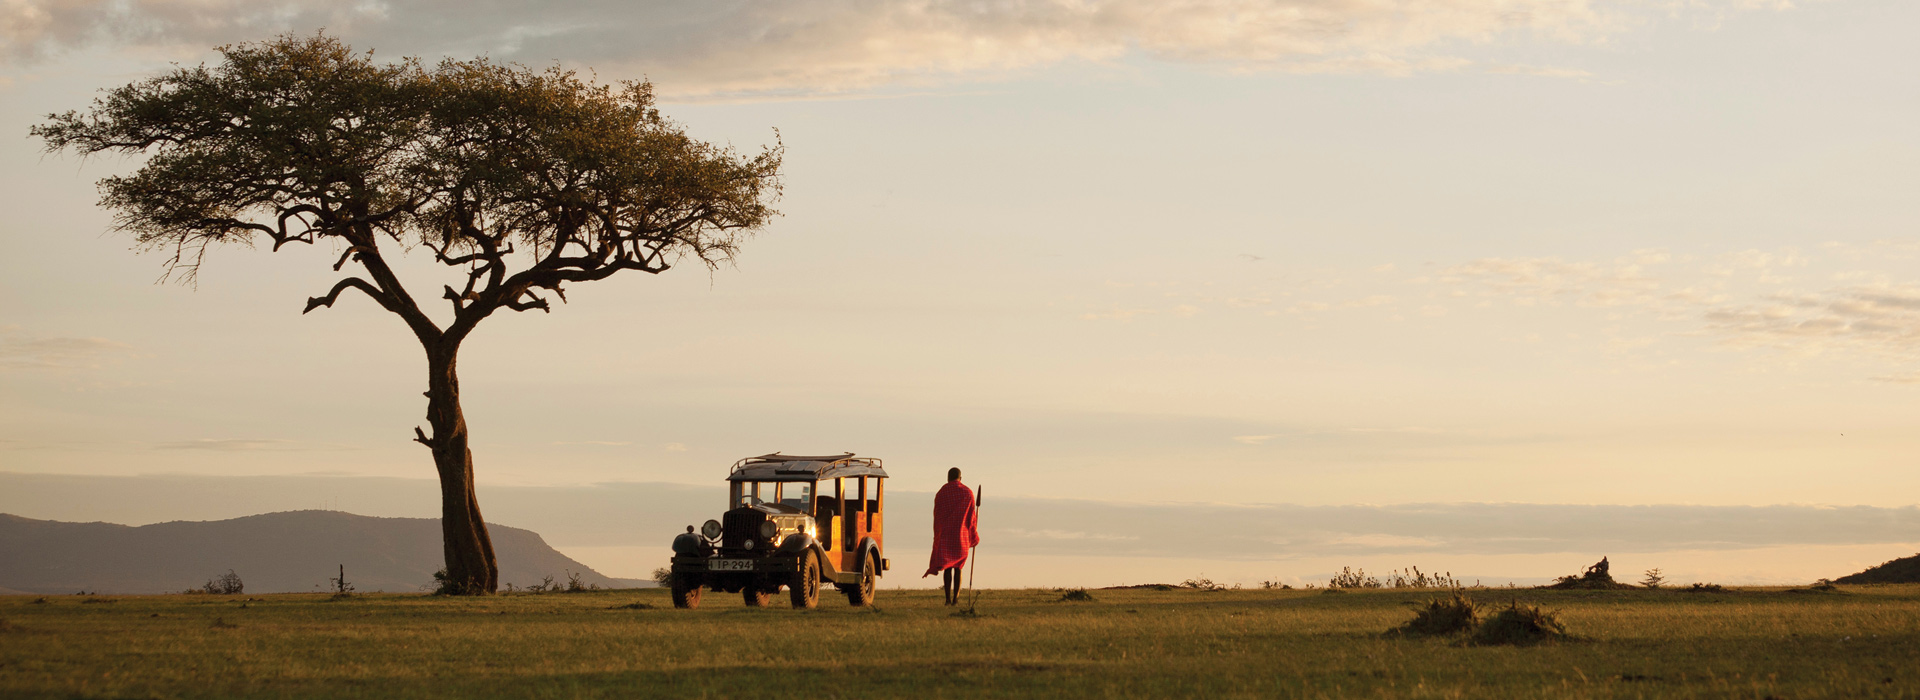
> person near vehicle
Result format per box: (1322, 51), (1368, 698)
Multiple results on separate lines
(924, 467), (980, 605)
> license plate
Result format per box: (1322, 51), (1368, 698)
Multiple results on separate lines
(710, 559), (754, 571)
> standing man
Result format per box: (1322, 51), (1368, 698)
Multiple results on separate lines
(925, 467), (980, 605)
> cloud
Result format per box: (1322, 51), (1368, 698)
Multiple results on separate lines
(1232, 435), (1274, 445)
(1432, 252), (1672, 310)
(156, 438), (295, 450)
(551, 441), (633, 446)
(0, 328), (131, 370)
(1703, 285), (1920, 358)
(0, 0), (1786, 97)
(155, 438), (351, 450)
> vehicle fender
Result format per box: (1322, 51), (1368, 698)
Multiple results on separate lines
(856, 537), (884, 577)
(671, 532), (709, 557)
(776, 532), (816, 555)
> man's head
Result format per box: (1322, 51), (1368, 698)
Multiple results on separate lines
(947, 467), (961, 482)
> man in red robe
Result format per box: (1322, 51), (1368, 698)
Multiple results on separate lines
(924, 467), (979, 605)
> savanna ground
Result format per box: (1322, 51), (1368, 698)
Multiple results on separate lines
(2, 584), (1916, 699)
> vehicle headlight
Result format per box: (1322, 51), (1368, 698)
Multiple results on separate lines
(759, 520), (778, 539)
(701, 520), (722, 539)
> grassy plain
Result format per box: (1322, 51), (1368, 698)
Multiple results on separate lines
(2, 584), (1916, 699)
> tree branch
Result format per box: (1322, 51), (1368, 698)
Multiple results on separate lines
(302, 277), (391, 314)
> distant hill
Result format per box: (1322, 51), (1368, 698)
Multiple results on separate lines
(0, 511), (647, 595)
(1835, 553), (1920, 584)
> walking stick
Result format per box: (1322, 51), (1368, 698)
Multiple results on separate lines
(965, 485), (981, 613)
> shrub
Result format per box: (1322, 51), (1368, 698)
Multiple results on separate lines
(1328, 567), (1381, 589)
(1543, 557), (1636, 590)
(1640, 568), (1665, 589)
(1397, 593), (1480, 636)
(651, 567), (673, 587)
(1470, 602), (1567, 646)
(1180, 577), (1226, 592)
(1056, 589), (1096, 603)
(202, 570), (244, 595)
(1683, 582), (1726, 593)
(1258, 580), (1292, 590)
(1384, 567), (1461, 589)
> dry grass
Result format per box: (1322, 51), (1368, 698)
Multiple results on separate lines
(2, 585), (1918, 698)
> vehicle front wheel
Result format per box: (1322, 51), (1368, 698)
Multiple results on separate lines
(670, 573), (703, 609)
(743, 586), (772, 607)
(790, 555), (820, 609)
(846, 555), (877, 607)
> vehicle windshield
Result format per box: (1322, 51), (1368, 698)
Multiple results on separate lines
(735, 481), (813, 511)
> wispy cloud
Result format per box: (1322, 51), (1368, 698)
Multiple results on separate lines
(1232, 435), (1274, 445)
(155, 438), (350, 451)
(0, 0), (1790, 98)
(0, 327), (131, 370)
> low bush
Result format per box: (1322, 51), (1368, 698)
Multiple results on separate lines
(1056, 589), (1096, 603)
(1397, 593), (1479, 636)
(651, 567), (673, 587)
(1470, 602), (1567, 646)
(1180, 577), (1226, 592)
(1542, 557), (1636, 590)
(200, 570), (244, 595)
(1682, 582), (1726, 593)
(1328, 567), (1380, 589)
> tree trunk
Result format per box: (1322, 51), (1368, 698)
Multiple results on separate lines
(425, 343), (498, 594)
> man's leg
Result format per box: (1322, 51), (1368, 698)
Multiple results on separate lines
(943, 568), (956, 604)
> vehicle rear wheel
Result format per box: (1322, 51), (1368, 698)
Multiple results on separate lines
(743, 585), (772, 607)
(790, 555), (820, 609)
(846, 555), (877, 607)
(669, 573), (702, 609)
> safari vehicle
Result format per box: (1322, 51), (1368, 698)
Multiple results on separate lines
(668, 453), (889, 609)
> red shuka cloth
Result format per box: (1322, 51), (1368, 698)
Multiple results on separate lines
(924, 480), (980, 577)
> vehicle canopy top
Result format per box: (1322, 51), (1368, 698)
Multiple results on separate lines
(728, 453), (888, 482)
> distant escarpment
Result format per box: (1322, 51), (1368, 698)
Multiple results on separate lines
(1835, 553), (1920, 584)
(0, 510), (637, 595)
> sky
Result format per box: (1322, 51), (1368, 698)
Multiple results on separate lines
(2, 0), (1917, 587)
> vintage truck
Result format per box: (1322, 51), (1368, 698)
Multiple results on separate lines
(667, 453), (889, 609)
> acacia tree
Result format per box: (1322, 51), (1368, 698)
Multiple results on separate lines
(35, 34), (782, 594)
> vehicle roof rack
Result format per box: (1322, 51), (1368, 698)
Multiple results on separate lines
(728, 453), (887, 481)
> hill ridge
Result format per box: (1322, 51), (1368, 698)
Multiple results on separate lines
(0, 510), (636, 594)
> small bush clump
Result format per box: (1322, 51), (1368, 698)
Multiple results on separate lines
(1180, 577), (1226, 592)
(1640, 568), (1665, 589)
(199, 570), (244, 595)
(1397, 593), (1480, 636)
(651, 567), (673, 587)
(1470, 602), (1567, 646)
(1682, 582), (1726, 593)
(1329, 567), (1381, 589)
(1056, 589), (1096, 603)
(1543, 557), (1636, 590)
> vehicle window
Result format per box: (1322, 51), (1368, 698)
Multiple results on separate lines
(780, 481), (812, 510)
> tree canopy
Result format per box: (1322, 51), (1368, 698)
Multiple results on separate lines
(36, 32), (781, 342)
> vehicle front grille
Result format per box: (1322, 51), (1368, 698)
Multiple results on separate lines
(721, 508), (766, 552)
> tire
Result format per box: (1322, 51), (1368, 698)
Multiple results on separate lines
(743, 585), (772, 607)
(846, 554), (877, 607)
(670, 573), (703, 609)
(790, 555), (820, 609)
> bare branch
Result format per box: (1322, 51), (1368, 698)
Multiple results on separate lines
(302, 277), (391, 314)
